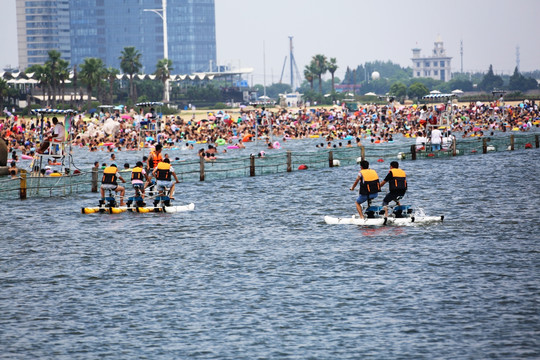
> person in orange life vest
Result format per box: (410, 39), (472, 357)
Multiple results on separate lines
(379, 161), (407, 217)
(100, 164), (126, 206)
(350, 160), (381, 219)
(146, 143), (163, 186)
(147, 143), (163, 172)
(152, 158), (179, 198)
(131, 161), (151, 199)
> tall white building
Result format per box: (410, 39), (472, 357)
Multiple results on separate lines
(411, 36), (452, 82)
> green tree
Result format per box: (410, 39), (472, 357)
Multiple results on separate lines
(79, 57), (105, 109)
(264, 82), (293, 99)
(327, 57), (338, 93)
(154, 58), (173, 102)
(479, 64), (503, 92)
(72, 65), (80, 102)
(56, 58), (70, 105)
(26, 64), (52, 106)
(119, 46), (142, 102)
(311, 54), (328, 94)
(509, 66), (538, 91)
(105, 67), (120, 104)
(408, 82), (429, 100)
(446, 77), (474, 92)
(45, 49), (62, 106)
(389, 82), (407, 100)
(0, 78), (9, 109)
(304, 65), (315, 90)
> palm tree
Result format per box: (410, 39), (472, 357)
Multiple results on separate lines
(304, 65), (314, 90)
(154, 58), (173, 102)
(119, 46), (142, 102)
(45, 50), (62, 106)
(327, 57), (338, 93)
(27, 64), (52, 107)
(72, 65), (79, 102)
(0, 78), (9, 109)
(56, 58), (70, 105)
(79, 57), (105, 110)
(105, 67), (120, 104)
(311, 54), (328, 94)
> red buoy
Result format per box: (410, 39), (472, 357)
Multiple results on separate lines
(298, 164), (308, 170)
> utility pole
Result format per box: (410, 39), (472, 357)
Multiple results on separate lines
(516, 45), (520, 72)
(289, 36), (294, 89)
(144, 0), (169, 103)
(460, 39), (464, 73)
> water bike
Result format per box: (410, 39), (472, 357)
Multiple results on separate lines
(324, 198), (444, 226)
(81, 185), (195, 214)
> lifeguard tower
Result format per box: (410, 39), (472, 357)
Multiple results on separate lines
(32, 108), (78, 175)
(136, 102), (164, 155)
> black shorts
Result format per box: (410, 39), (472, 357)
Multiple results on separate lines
(382, 190), (406, 205)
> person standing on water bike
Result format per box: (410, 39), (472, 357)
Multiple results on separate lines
(147, 143), (163, 173)
(379, 161), (407, 217)
(350, 160), (381, 219)
(146, 143), (163, 186)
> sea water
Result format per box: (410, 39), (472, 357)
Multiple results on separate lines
(1, 148), (539, 359)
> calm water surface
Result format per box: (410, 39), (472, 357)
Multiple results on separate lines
(1, 149), (539, 359)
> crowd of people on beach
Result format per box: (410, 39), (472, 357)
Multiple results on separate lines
(1, 99), (539, 166)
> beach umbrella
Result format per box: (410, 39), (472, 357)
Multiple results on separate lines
(121, 114), (132, 120)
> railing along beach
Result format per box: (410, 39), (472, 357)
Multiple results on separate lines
(0, 133), (538, 200)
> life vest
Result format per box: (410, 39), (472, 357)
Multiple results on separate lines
(389, 168), (407, 191)
(148, 150), (163, 169)
(102, 166), (117, 185)
(131, 166), (144, 181)
(155, 162), (171, 181)
(359, 169), (380, 195)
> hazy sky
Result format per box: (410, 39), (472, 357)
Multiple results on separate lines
(2, 0), (539, 85)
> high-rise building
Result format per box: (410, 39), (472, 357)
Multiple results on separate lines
(16, 0), (216, 75)
(411, 36), (452, 82)
(16, 0), (72, 70)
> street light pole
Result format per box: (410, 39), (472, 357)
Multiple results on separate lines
(144, 0), (169, 103)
